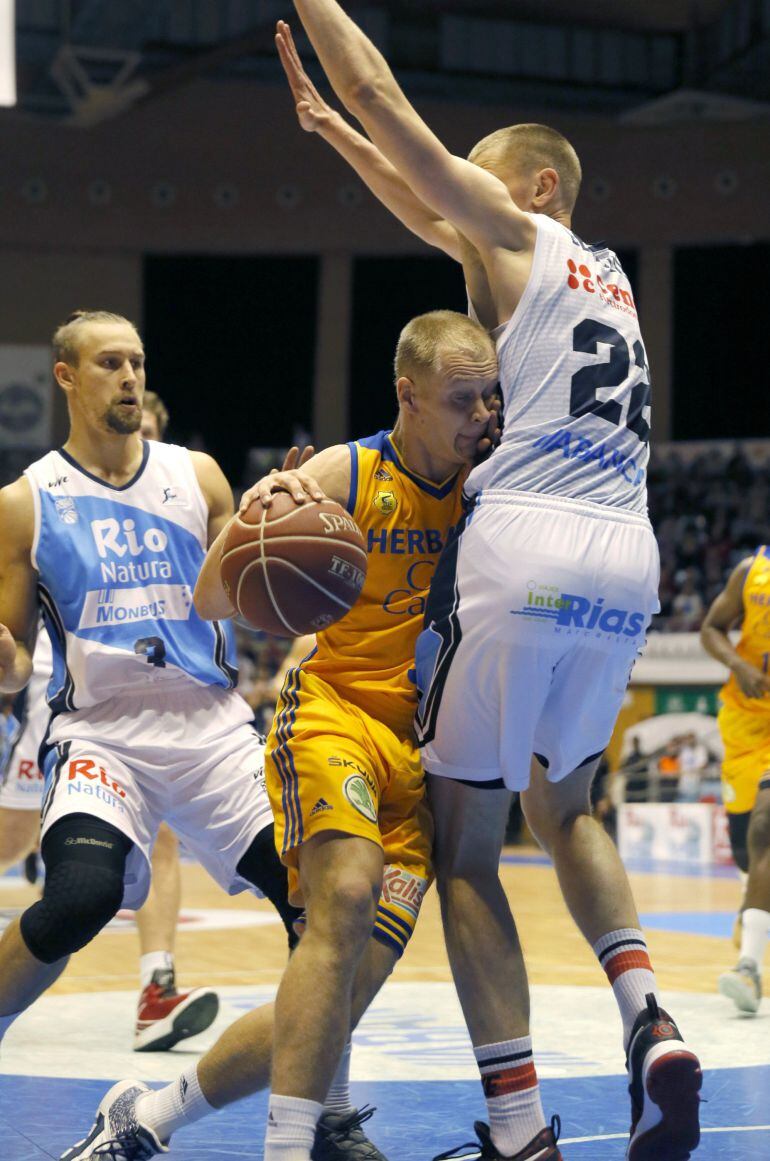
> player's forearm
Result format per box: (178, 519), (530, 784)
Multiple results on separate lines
(194, 521), (236, 622)
(0, 641), (32, 693)
(700, 624), (742, 671)
(319, 113), (460, 257)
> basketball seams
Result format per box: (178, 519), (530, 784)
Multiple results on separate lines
(262, 558), (355, 610)
(257, 503), (303, 636)
(220, 535), (367, 567)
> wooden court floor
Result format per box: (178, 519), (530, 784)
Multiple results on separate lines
(1, 847), (745, 996)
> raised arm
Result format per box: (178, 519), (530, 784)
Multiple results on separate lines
(0, 478), (38, 693)
(289, 3), (533, 254)
(276, 22), (462, 261)
(701, 558), (770, 699)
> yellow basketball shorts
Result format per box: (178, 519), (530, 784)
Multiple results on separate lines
(265, 668), (433, 958)
(718, 703), (770, 814)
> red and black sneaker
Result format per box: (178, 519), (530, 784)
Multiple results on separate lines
(626, 994), (702, 1160)
(433, 1116), (562, 1160)
(133, 968), (219, 1053)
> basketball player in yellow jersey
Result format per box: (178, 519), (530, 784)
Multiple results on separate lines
(701, 551), (770, 1014)
(194, 309), (498, 1161)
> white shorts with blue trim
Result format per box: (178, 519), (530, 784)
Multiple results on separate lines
(415, 491), (659, 791)
(41, 684), (273, 910)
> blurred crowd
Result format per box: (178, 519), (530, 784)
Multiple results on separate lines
(649, 443), (770, 632)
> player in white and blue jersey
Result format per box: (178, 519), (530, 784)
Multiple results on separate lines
(271, 10), (702, 1161)
(0, 311), (303, 1070)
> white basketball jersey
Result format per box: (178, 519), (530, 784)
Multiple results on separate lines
(24, 441), (238, 712)
(466, 214), (651, 515)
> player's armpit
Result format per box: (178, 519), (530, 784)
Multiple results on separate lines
(0, 478), (37, 691)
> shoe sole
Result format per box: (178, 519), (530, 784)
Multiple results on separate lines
(134, 989), (219, 1052)
(627, 1049), (702, 1161)
(718, 973), (760, 1014)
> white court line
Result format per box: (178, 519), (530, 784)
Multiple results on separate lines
(562, 1125), (770, 1144)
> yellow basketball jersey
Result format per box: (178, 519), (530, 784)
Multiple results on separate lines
(302, 430), (465, 739)
(721, 547), (770, 715)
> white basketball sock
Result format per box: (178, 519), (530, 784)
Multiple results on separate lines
(135, 1065), (213, 1142)
(324, 1039), (354, 1115)
(594, 928), (659, 1048)
(740, 908), (770, 970)
(264, 1094), (323, 1160)
(139, 950), (175, 989)
(475, 1037), (546, 1157)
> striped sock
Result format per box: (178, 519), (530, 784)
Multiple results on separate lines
(475, 1037), (546, 1157)
(594, 928), (659, 1048)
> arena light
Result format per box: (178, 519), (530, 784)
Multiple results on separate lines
(0, 0), (16, 107)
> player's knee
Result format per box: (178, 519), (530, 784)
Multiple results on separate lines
(236, 824), (304, 950)
(20, 813), (131, 964)
(728, 811), (751, 873)
(20, 860), (125, 962)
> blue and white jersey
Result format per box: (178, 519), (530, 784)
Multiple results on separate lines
(466, 213), (651, 516)
(24, 441), (238, 712)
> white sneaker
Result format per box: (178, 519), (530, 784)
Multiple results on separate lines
(59, 1079), (169, 1160)
(718, 957), (762, 1014)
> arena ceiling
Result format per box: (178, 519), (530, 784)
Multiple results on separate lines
(13, 0), (770, 126)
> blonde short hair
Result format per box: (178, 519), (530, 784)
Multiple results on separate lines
(142, 391), (170, 439)
(468, 123), (582, 212)
(52, 309), (139, 365)
(395, 310), (495, 383)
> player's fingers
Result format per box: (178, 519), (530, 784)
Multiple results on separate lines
(295, 470), (326, 502)
(296, 445), (316, 467)
(280, 446), (301, 471)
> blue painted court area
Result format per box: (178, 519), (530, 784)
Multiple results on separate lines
(3, 1070), (769, 1160)
(639, 910), (736, 938)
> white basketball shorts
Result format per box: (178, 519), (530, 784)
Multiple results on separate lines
(40, 684), (273, 910)
(0, 691), (49, 812)
(415, 491), (660, 790)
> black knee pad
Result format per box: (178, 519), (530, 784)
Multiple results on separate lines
(236, 824), (304, 951)
(727, 811), (751, 874)
(20, 813), (132, 964)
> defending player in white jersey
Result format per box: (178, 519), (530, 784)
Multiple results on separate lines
(0, 394), (221, 1053)
(276, 8), (702, 1160)
(0, 311), (303, 1080)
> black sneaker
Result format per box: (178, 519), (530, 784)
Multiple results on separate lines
(433, 1117), (562, 1160)
(626, 994), (702, 1160)
(312, 1106), (389, 1160)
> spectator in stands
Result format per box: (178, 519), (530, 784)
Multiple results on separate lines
(658, 740), (681, 802)
(671, 572), (705, 631)
(677, 732), (709, 802)
(620, 735), (650, 802)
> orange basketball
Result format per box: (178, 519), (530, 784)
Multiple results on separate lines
(220, 491), (368, 636)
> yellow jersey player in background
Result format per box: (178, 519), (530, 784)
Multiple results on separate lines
(701, 549), (770, 1014)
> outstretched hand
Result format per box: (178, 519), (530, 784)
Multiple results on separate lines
(239, 445), (327, 512)
(276, 20), (335, 134)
